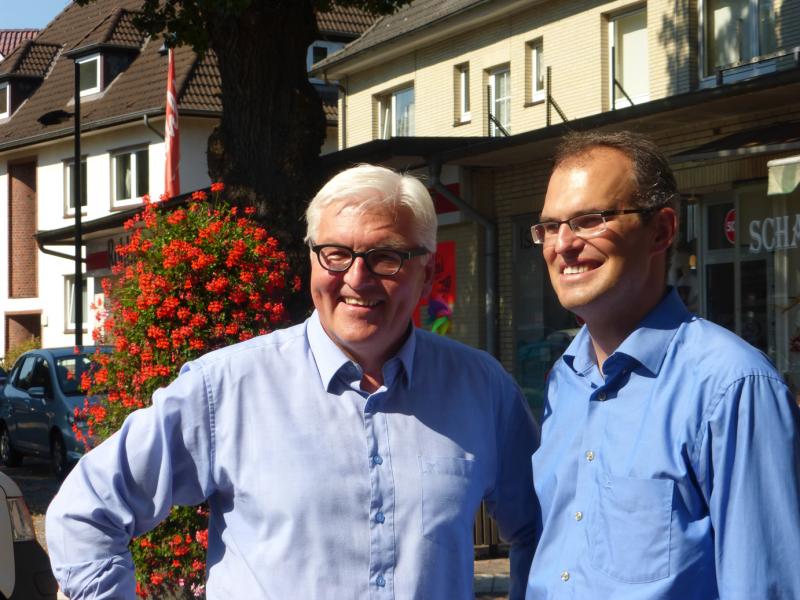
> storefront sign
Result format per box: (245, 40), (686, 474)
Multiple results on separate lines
(748, 214), (800, 253)
(724, 209), (736, 244)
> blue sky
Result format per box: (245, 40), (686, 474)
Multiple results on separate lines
(2, 0), (71, 29)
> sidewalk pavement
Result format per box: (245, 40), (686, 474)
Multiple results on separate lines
(474, 557), (510, 597)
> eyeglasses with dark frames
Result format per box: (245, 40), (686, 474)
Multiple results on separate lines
(310, 244), (429, 276)
(530, 209), (652, 245)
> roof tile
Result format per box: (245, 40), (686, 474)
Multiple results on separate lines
(316, 5), (376, 36)
(0, 29), (39, 59)
(0, 41), (61, 78)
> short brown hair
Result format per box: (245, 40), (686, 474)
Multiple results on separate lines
(553, 130), (680, 215)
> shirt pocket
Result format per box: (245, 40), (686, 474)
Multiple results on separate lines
(588, 474), (674, 583)
(419, 456), (478, 545)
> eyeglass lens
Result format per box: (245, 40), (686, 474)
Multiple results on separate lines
(317, 246), (405, 275)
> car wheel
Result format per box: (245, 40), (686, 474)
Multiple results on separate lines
(0, 424), (22, 467)
(51, 432), (69, 480)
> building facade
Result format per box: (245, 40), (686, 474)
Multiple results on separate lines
(315, 0), (800, 414)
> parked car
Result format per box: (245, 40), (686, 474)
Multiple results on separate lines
(0, 346), (110, 479)
(0, 470), (57, 599)
(0, 368), (6, 386)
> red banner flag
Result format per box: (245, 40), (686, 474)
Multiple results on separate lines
(164, 47), (180, 199)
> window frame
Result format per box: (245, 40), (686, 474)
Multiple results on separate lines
(76, 53), (102, 96)
(607, 6), (649, 109)
(488, 66), (511, 137)
(378, 85), (415, 139)
(63, 157), (88, 217)
(110, 146), (149, 208)
(64, 275), (89, 332)
(457, 63), (471, 123)
(528, 40), (545, 103)
(0, 81), (8, 119)
(698, 0), (777, 85)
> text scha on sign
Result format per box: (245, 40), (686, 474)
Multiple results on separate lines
(749, 213), (800, 253)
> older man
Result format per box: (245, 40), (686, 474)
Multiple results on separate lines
(47, 164), (539, 599)
(526, 130), (800, 599)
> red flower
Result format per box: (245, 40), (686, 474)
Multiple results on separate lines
(210, 182), (224, 193)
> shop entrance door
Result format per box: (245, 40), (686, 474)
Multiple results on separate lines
(701, 192), (775, 358)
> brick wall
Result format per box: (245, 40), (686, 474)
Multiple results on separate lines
(8, 161), (37, 298)
(4, 313), (40, 355)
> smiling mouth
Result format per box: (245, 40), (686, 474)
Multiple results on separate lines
(342, 297), (380, 307)
(562, 264), (594, 275)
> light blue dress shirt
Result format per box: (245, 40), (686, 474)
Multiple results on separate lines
(46, 312), (539, 599)
(527, 288), (800, 599)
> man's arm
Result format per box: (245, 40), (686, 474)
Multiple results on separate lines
(46, 363), (214, 600)
(703, 374), (800, 599)
(484, 372), (541, 600)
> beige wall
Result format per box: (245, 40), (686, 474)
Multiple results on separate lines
(338, 0), (798, 149)
(339, 0), (690, 146)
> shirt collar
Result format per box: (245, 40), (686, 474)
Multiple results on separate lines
(563, 287), (691, 377)
(306, 310), (416, 391)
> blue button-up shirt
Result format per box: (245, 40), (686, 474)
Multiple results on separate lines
(527, 289), (800, 599)
(47, 312), (539, 599)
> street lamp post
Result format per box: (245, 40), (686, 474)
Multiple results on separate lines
(73, 60), (83, 348)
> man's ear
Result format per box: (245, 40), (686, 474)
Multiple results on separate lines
(651, 207), (678, 255)
(421, 252), (436, 299)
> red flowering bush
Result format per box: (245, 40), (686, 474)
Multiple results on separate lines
(80, 185), (299, 598)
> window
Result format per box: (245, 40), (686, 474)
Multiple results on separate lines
(112, 148), (149, 205)
(609, 8), (649, 108)
(65, 275), (88, 331)
(76, 53), (101, 96)
(489, 67), (511, 136)
(0, 82), (8, 118)
(528, 40), (545, 103)
(306, 41), (345, 72)
(64, 158), (88, 215)
(704, 0), (777, 78)
(378, 86), (414, 139)
(457, 64), (471, 122)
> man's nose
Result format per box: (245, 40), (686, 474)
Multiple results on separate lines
(553, 222), (582, 253)
(343, 256), (373, 287)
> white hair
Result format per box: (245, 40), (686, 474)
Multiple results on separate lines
(305, 164), (437, 251)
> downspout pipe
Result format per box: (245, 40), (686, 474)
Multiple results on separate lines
(428, 158), (497, 358)
(143, 114), (165, 140)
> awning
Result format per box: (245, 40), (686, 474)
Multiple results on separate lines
(768, 155), (800, 195)
(670, 121), (800, 163)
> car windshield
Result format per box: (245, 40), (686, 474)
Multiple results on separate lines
(55, 355), (95, 395)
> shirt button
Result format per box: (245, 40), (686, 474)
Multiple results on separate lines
(372, 455), (383, 466)
(585, 450), (595, 461)
(597, 391), (606, 401)
(574, 511), (583, 521)
(561, 570), (570, 582)
(376, 511), (385, 524)
(376, 575), (386, 587)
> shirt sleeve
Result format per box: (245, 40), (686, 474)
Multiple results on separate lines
(483, 370), (541, 600)
(701, 373), (800, 599)
(45, 361), (215, 600)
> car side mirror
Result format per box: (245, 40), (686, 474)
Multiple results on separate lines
(28, 386), (46, 400)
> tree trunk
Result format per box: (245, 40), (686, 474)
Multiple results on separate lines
(206, 0), (322, 318)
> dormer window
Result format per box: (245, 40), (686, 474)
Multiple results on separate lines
(77, 53), (101, 96)
(0, 82), (8, 118)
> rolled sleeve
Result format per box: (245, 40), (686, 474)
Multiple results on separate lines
(45, 362), (214, 599)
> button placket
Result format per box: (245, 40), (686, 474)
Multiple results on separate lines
(364, 393), (395, 596)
